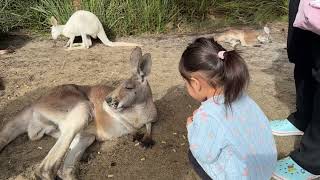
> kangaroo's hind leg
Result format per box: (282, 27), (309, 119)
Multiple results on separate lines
(0, 107), (33, 152)
(35, 101), (91, 180)
(28, 110), (59, 141)
(58, 132), (95, 180)
(86, 35), (92, 47)
(81, 33), (89, 49)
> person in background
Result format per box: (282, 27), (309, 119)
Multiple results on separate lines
(270, 0), (320, 179)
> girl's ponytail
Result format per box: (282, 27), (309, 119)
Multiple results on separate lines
(222, 50), (250, 108)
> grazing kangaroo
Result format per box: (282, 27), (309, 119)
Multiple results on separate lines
(216, 26), (272, 47)
(50, 10), (141, 49)
(0, 47), (157, 180)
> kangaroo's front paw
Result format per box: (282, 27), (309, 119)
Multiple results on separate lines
(132, 132), (144, 142)
(140, 136), (155, 148)
(133, 132), (155, 148)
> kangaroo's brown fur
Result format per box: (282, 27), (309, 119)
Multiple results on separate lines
(216, 27), (272, 47)
(0, 47), (157, 180)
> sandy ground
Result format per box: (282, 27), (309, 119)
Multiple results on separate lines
(0, 22), (303, 180)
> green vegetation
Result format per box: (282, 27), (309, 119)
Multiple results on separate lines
(0, 0), (288, 35)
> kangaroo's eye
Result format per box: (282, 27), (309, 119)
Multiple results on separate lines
(125, 83), (134, 90)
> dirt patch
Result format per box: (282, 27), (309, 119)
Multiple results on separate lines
(0, 23), (300, 180)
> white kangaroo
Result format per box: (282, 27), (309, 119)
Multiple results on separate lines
(50, 10), (141, 49)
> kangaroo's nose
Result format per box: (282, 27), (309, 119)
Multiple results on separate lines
(114, 101), (119, 107)
(106, 97), (112, 104)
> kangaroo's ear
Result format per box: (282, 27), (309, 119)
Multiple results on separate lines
(50, 16), (58, 26)
(264, 26), (270, 35)
(139, 53), (152, 78)
(130, 47), (142, 74)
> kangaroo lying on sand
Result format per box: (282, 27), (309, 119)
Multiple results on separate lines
(216, 26), (272, 47)
(0, 47), (157, 180)
(50, 10), (141, 49)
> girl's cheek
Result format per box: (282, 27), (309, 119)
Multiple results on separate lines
(185, 82), (203, 102)
(188, 88), (202, 102)
(186, 86), (194, 97)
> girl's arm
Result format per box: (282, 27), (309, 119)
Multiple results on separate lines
(187, 110), (227, 164)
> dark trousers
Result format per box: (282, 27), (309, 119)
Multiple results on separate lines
(287, 0), (320, 175)
(188, 150), (212, 180)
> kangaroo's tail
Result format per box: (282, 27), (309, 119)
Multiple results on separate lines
(0, 107), (31, 152)
(97, 26), (142, 47)
(107, 42), (142, 47)
(97, 28), (112, 46)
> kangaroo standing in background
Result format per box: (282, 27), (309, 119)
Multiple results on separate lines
(216, 26), (272, 48)
(0, 47), (157, 180)
(50, 10), (141, 49)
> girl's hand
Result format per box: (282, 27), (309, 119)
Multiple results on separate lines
(187, 116), (193, 126)
(187, 109), (198, 127)
(192, 109), (198, 116)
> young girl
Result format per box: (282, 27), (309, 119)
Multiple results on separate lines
(179, 37), (277, 180)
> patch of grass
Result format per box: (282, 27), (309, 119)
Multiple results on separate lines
(1, 0), (289, 35)
(32, 0), (180, 35)
(214, 0), (288, 25)
(0, 0), (37, 32)
(31, 0), (74, 27)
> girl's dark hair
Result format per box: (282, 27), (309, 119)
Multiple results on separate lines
(179, 37), (250, 108)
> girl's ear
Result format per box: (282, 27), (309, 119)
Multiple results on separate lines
(190, 77), (201, 92)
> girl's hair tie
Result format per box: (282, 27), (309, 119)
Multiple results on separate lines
(217, 51), (226, 60)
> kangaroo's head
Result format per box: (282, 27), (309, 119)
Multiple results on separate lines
(49, 17), (62, 40)
(105, 47), (153, 111)
(257, 26), (272, 44)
